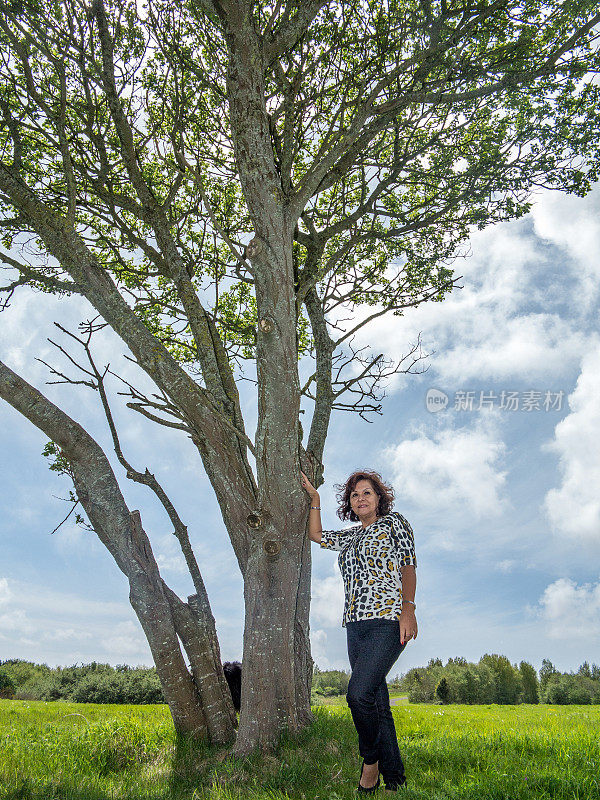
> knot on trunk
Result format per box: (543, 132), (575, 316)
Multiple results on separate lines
(246, 236), (266, 262)
(247, 512), (262, 529)
(258, 317), (274, 333)
(263, 539), (281, 557)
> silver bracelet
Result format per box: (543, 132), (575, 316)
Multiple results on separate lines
(310, 506), (321, 510)
(403, 599), (416, 608)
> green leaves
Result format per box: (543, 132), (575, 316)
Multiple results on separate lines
(1, 0), (599, 408)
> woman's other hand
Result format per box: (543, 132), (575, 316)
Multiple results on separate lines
(399, 607), (418, 645)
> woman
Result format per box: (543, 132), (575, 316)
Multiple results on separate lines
(301, 469), (417, 793)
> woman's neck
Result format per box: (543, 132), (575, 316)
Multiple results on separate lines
(360, 513), (378, 529)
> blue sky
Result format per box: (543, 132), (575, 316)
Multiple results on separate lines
(1, 184), (599, 678)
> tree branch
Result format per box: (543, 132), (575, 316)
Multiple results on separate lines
(263, 0), (328, 65)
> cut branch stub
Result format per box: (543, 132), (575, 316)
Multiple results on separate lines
(262, 539), (280, 556)
(246, 512), (262, 529)
(245, 236), (265, 262)
(258, 317), (274, 333)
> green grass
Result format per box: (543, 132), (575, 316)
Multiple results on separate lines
(1, 699), (599, 800)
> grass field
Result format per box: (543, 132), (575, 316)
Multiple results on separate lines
(1, 699), (598, 800)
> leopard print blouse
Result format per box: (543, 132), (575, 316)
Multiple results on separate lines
(320, 511), (417, 627)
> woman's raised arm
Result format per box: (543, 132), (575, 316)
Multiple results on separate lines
(301, 471), (323, 543)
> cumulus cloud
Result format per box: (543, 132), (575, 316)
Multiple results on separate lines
(385, 415), (508, 519)
(311, 562), (345, 628)
(531, 186), (600, 308)
(310, 628), (342, 670)
(340, 211), (589, 388)
(0, 577), (11, 606)
(535, 578), (600, 640)
(430, 313), (586, 384)
(0, 576), (151, 664)
(155, 534), (189, 575)
(543, 346), (600, 540)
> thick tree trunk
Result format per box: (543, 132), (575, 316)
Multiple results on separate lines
(234, 513), (311, 755)
(224, 10), (316, 749)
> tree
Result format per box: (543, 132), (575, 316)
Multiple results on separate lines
(1, 0), (600, 754)
(578, 661), (592, 678)
(519, 660), (539, 704)
(435, 676), (450, 704)
(479, 654), (522, 704)
(539, 658), (559, 693)
(0, 669), (16, 699)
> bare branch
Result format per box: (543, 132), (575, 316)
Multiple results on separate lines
(0, 250), (82, 295)
(332, 276), (461, 348)
(49, 496), (87, 535)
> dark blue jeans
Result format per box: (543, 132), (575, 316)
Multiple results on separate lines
(346, 619), (406, 785)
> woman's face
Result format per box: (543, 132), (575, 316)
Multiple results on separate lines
(349, 479), (379, 521)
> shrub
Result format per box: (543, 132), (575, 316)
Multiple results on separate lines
(405, 667), (437, 703)
(0, 669), (16, 699)
(543, 674), (600, 705)
(312, 667), (349, 696)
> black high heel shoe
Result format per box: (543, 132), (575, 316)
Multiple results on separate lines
(357, 760), (380, 793)
(382, 775), (407, 791)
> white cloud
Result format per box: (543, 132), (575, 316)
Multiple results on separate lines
(430, 313), (586, 384)
(0, 577), (11, 606)
(543, 346), (600, 540)
(497, 559), (516, 573)
(156, 553), (188, 574)
(535, 578), (600, 640)
(345, 214), (588, 387)
(101, 620), (149, 659)
(155, 534), (189, 575)
(41, 627), (92, 643)
(531, 186), (600, 308)
(309, 628), (348, 671)
(385, 415), (508, 520)
(0, 576), (152, 664)
(0, 608), (35, 635)
(311, 563), (345, 628)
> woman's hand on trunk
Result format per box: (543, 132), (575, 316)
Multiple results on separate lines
(300, 471), (319, 501)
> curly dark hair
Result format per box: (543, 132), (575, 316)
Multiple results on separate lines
(335, 470), (395, 522)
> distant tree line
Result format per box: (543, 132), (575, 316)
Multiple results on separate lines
(2, 657), (599, 706)
(403, 656), (600, 705)
(0, 660), (163, 704)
